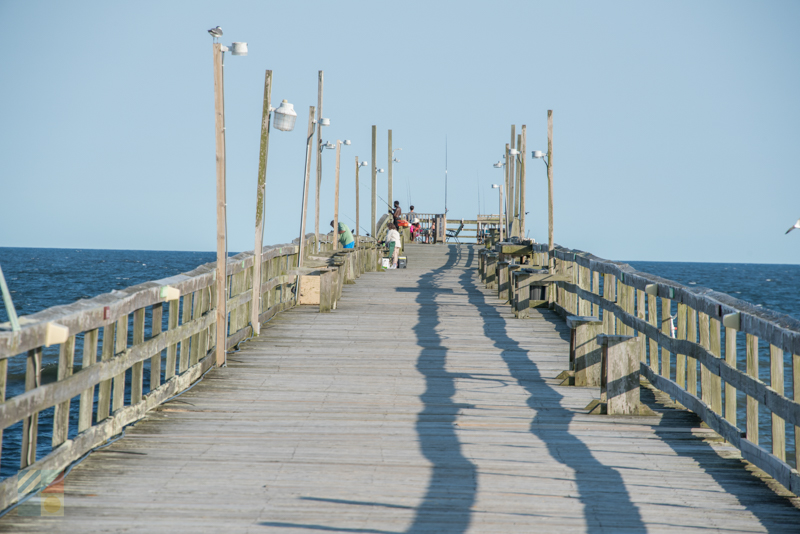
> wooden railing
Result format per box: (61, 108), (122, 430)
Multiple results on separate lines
(0, 233), (380, 509)
(481, 242), (800, 496)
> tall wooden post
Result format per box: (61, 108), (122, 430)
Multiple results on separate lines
(520, 125), (527, 237)
(388, 129), (393, 210)
(314, 71), (324, 249)
(333, 140), (342, 250)
(212, 43), (227, 367)
(509, 125), (516, 228)
(355, 157), (360, 238)
(547, 110), (554, 271)
(251, 70), (272, 337)
(298, 106), (316, 268)
(515, 133), (522, 220)
(504, 143), (510, 239)
(371, 125), (377, 237)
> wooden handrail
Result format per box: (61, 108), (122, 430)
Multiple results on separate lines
(0, 233), (380, 511)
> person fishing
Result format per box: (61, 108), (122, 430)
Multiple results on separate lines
(330, 220), (355, 249)
(389, 201), (402, 228)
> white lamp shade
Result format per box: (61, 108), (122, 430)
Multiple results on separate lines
(320, 118), (331, 126)
(273, 100), (297, 132)
(377, 168), (385, 173)
(359, 161), (368, 167)
(230, 42), (248, 56)
(343, 140), (351, 145)
(493, 162), (503, 168)
(532, 150), (544, 158)
(509, 148), (519, 156)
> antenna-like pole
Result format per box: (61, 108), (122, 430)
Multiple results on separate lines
(445, 136), (448, 215)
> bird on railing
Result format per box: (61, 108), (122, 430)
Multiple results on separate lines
(208, 26), (223, 42)
(785, 218), (800, 234)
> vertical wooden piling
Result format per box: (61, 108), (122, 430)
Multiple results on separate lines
(252, 70), (273, 337)
(746, 333), (759, 444)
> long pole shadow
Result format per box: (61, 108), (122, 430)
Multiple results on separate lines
(459, 250), (648, 533)
(405, 244), (477, 533)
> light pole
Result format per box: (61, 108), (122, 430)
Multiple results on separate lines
(508, 147), (520, 237)
(297, 106), (317, 268)
(532, 110), (554, 272)
(211, 32), (247, 367)
(391, 147), (402, 208)
(332, 140), (351, 250)
(314, 71), (331, 251)
(493, 160), (506, 240)
(355, 158), (368, 239)
(251, 85), (297, 336)
(492, 184), (504, 243)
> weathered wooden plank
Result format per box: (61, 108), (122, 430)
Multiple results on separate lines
(96, 323), (115, 422)
(150, 303), (163, 390)
(661, 297), (672, 379)
(725, 326), (738, 427)
(179, 292), (193, 373)
(709, 317), (722, 415)
(111, 314), (128, 413)
(647, 293), (657, 371)
(676, 303), (687, 389)
(0, 350), (216, 512)
(19, 348), (41, 468)
(770, 343), (785, 461)
(687, 307), (698, 397)
(52, 335), (75, 447)
(795, 352), (800, 470)
(165, 299), (179, 380)
(130, 308), (145, 405)
(558, 281), (800, 427)
(0, 312), (216, 430)
(78, 328), (98, 432)
(746, 333), (759, 444)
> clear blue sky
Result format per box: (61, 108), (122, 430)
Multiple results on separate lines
(2, 0), (799, 263)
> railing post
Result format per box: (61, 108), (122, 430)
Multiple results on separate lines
(599, 335), (642, 415)
(497, 260), (510, 303)
(567, 316), (603, 387)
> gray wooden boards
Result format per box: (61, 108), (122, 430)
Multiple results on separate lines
(2, 244), (798, 532)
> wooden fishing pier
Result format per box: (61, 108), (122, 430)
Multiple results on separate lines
(0, 218), (799, 531)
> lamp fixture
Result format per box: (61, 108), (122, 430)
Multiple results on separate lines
(272, 100), (297, 132)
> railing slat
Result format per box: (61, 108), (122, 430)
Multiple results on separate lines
(20, 348), (41, 468)
(52, 335), (76, 447)
(770, 344), (785, 461)
(96, 323), (115, 422)
(112, 314), (128, 413)
(78, 328), (98, 432)
(725, 326), (738, 427)
(746, 333), (759, 444)
(179, 293), (193, 373)
(131, 309), (145, 405)
(687, 307), (698, 397)
(648, 293), (658, 373)
(165, 299), (179, 380)
(150, 303), (163, 390)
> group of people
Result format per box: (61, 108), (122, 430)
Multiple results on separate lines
(328, 201), (430, 270)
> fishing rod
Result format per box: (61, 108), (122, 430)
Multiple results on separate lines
(342, 214), (370, 235)
(357, 179), (393, 212)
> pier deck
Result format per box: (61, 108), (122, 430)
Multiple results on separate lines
(3, 244), (798, 533)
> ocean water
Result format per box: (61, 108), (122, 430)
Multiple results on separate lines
(0, 248), (798, 479)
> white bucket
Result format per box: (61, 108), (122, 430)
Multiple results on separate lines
(381, 258), (390, 269)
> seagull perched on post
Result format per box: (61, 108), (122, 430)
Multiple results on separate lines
(208, 26), (223, 42)
(786, 218), (800, 234)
